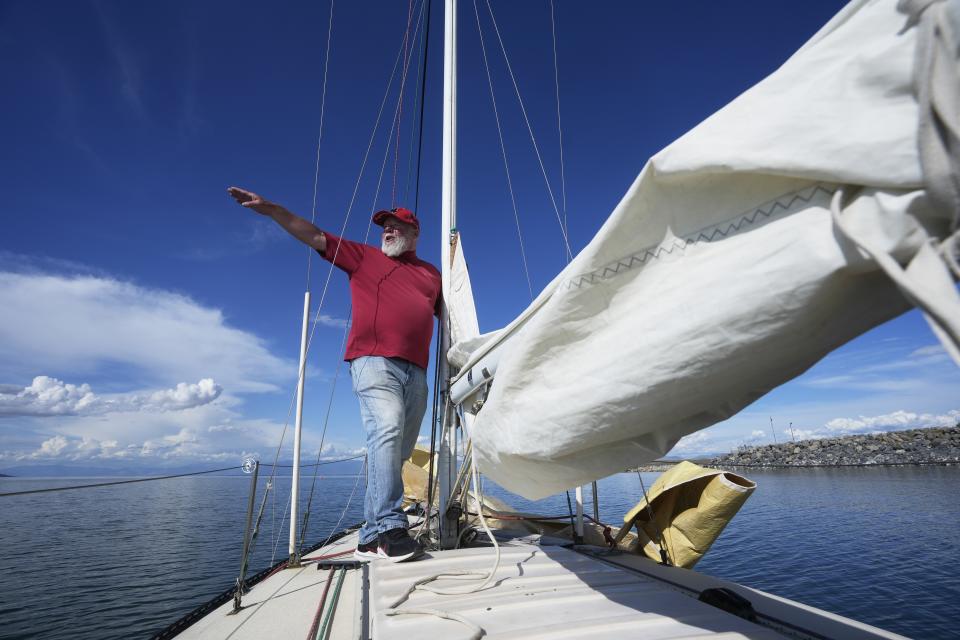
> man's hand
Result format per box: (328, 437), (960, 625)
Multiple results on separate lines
(227, 186), (326, 252)
(227, 187), (279, 217)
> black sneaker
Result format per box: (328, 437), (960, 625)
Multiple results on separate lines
(354, 538), (379, 561)
(377, 528), (424, 563)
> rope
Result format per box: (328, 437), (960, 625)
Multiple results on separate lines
(472, 0), (534, 300)
(306, 568), (336, 640)
(384, 608), (483, 640)
(318, 567), (347, 640)
(384, 419), (501, 638)
(637, 471), (671, 565)
(483, 0), (573, 262)
(0, 465), (240, 497)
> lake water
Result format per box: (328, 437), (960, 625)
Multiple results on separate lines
(1, 466), (957, 639)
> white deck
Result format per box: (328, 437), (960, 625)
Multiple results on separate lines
(175, 528), (907, 639)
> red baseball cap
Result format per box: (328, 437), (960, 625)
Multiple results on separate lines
(372, 207), (420, 231)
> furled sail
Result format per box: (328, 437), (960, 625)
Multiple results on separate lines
(455, 0), (960, 499)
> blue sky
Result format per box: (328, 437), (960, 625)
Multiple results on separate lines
(1, 0), (957, 473)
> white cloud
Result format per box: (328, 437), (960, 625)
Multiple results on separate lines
(0, 376), (221, 417)
(315, 313), (349, 329)
(0, 271), (292, 392)
(669, 431), (715, 456)
(30, 434), (120, 461)
(142, 379), (221, 411)
(823, 409), (959, 435)
(801, 342), (950, 391)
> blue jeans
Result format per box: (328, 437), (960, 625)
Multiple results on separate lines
(349, 356), (428, 545)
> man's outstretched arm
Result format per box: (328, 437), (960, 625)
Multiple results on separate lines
(227, 186), (326, 253)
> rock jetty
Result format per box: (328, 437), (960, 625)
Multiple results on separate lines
(709, 426), (960, 468)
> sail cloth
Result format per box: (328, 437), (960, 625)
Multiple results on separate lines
(619, 461), (756, 569)
(453, 0), (960, 500)
(447, 232), (481, 349)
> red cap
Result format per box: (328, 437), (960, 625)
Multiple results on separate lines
(372, 207), (420, 231)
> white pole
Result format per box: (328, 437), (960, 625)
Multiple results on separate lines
(574, 485), (584, 543)
(289, 290), (311, 564)
(438, 0), (458, 550)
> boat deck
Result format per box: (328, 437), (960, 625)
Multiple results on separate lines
(175, 527), (906, 639)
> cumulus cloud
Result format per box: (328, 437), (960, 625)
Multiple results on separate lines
(823, 409), (959, 435)
(28, 434), (121, 461)
(669, 431), (713, 455)
(0, 376), (221, 417)
(0, 271), (292, 392)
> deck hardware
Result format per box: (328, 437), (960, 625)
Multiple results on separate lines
(698, 587), (758, 622)
(316, 560), (363, 570)
(231, 459), (260, 613)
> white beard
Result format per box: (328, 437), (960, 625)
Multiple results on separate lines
(381, 234), (413, 257)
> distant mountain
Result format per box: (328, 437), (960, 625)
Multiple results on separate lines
(0, 459), (365, 478)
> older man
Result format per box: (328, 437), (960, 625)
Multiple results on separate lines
(228, 187), (441, 563)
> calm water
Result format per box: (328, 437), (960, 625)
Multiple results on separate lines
(1, 466), (958, 639)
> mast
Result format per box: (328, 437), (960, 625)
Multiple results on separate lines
(438, 0), (459, 549)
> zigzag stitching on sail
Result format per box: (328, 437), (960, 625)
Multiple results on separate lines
(564, 184), (836, 290)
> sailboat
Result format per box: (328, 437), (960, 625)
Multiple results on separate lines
(159, 0), (957, 637)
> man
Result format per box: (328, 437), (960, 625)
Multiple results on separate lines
(228, 186), (441, 563)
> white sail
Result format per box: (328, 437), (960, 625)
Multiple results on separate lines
(447, 232), (480, 348)
(458, 0), (960, 499)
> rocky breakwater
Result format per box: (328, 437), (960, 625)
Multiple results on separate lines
(709, 426), (960, 468)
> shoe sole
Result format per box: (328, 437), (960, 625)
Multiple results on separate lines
(378, 547), (425, 563)
(354, 549), (380, 561)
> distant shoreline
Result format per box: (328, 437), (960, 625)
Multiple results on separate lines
(626, 426), (960, 472)
(708, 425), (959, 469)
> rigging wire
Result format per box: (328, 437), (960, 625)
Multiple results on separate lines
(0, 465), (240, 498)
(403, 8), (426, 205)
(298, 316), (351, 544)
(424, 315), (443, 543)
(549, 0), (570, 254)
(258, 2), (428, 537)
(472, 0), (534, 300)
(392, 0), (418, 208)
(302, 456), (367, 557)
(295, 0), (429, 545)
(483, 0), (573, 263)
(413, 0), (433, 213)
(305, 0), (337, 291)
(0, 456), (366, 499)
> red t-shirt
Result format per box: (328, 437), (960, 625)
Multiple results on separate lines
(320, 232), (441, 369)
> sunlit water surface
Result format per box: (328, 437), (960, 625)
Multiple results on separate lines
(1, 466), (957, 639)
